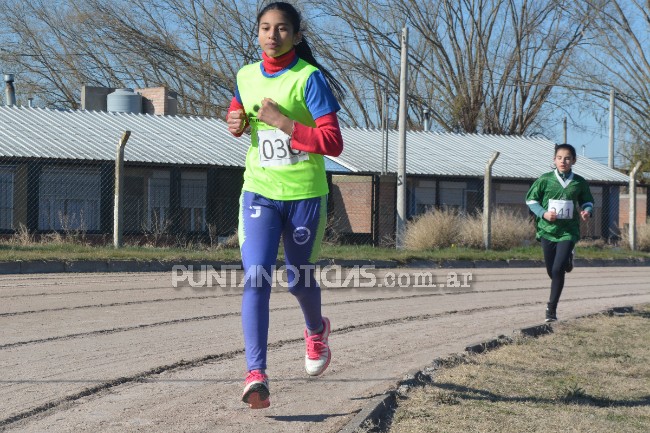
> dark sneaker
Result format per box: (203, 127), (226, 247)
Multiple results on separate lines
(242, 370), (270, 409)
(545, 303), (557, 322)
(304, 317), (331, 376)
(566, 250), (574, 273)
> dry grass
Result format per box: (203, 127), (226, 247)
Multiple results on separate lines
(9, 223), (34, 246)
(640, 223), (650, 251)
(620, 220), (650, 252)
(218, 232), (239, 249)
(388, 304), (650, 433)
(406, 208), (535, 251)
(489, 208), (536, 250)
(5, 223), (89, 246)
(404, 208), (461, 250)
(457, 214), (483, 249)
(576, 238), (608, 249)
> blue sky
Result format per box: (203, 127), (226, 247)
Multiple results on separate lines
(554, 114), (611, 166)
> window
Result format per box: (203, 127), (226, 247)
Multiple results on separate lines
(494, 183), (530, 216)
(147, 172), (170, 232)
(465, 189), (480, 213)
(39, 168), (100, 230)
(414, 179), (436, 215)
(439, 181), (467, 211)
(181, 171), (207, 232)
(124, 176), (145, 232)
(0, 167), (14, 230)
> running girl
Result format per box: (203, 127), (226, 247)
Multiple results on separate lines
(526, 143), (594, 322)
(226, 1), (344, 409)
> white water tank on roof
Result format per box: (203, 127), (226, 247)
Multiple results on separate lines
(107, 88), (142, 114)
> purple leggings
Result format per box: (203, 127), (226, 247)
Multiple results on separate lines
(239, 191), (327, 371)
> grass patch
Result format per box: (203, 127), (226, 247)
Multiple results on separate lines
(0, 243), (241, 262)
(0, 242), (648, 263)
(386, 304), (650, 433)
(2, 211), (649, 262)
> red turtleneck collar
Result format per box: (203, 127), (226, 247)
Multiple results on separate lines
(262, 49), (297, 74)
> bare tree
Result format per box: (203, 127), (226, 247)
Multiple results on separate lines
(317, 0), (589, 135)
(0, 0), (263, 118)
(573, 0), (650, 173)
(1, 0), (596, 140)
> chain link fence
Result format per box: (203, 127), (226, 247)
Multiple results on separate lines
(0, 156), (647, 248)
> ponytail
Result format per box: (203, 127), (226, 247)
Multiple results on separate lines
(257, 2), (346, 101)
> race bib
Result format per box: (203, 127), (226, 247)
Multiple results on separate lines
(257, 129), (308, 167)
(548, 199), (574, 219)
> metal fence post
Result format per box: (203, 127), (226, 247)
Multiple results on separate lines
(114, 131), (131, 248)
(483, 151), (500, 250)
(396, 26), (408, 249)
(628, 161), (642, 251)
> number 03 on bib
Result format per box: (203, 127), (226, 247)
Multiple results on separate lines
(257, 129), (308, 167)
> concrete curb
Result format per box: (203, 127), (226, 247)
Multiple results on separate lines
(19, 260), (66, 274)
(0, 260), (245, 275)
(516, 323), (554, 338)
(464, 334), (513, 354)
(0, 257), (648, 275)
(338, 305), (638, 433)
(337, 393), (396, 433)
(0, 261), (21, 274)
(65, 260), (109, 273)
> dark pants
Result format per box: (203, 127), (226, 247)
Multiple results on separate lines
(541, 238), (575, 305)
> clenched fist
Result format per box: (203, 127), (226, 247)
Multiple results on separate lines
(227, 109), (247, 134)
(543, 210), (557, 222)
(257, 98), (293, 135)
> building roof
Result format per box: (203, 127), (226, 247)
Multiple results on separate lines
(0, 105), (353, 173)
(332, 128), (630, 184)
(0, 105), (247, 168)
(0, 106), (629, 183)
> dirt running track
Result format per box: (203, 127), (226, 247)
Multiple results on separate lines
(1, 266), (649, 432)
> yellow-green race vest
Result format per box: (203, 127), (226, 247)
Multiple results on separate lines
(237, 58), (329, 200)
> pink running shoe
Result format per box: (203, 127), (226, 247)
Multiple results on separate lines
(304, 317), (331, 376)
(242, 370), (270, 409)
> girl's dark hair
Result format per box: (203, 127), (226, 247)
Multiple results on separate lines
(257, 2), (345, 100)
(555, 143), (577, 159)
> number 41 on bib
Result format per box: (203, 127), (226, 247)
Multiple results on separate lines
(548, 199), (574, 219)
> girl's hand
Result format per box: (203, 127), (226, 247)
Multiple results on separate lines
(580, 210), (591, 221)
(543, 210), (557, 222)
(227, 109), (247, 134)
(257, 98), (293, 135)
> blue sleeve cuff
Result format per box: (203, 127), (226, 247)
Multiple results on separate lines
(234, 84), (242, 105)
(527, 202), (546, 218)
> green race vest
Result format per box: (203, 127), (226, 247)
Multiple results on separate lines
(237, 59), (329, 200)
(526, 170), (594, 242)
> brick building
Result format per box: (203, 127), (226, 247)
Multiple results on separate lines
(0, 101), (351, 242)
(326, 129), (638, 243)
(0, 97), (643, 246)
(619, 187), (648, 229)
